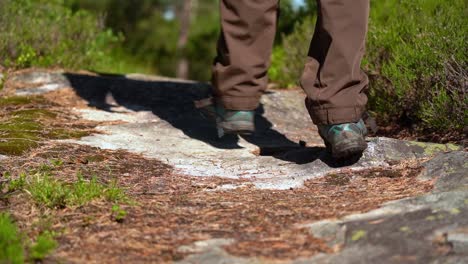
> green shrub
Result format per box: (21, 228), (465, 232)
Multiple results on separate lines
(0, 0), (121, 70)
(364, 0), (467, 131)
(274, 0), (467, 133)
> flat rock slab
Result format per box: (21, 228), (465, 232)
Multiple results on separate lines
(8, 70), (467, 263)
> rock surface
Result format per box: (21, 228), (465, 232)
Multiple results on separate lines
(298, 151), (468, 264)
(11, 70), (461, 190)
(6, 70), (468, 263)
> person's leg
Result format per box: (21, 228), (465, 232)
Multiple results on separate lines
(301, 0), (370, 158)
(212, 0), (279, 111)
(301, 0), (369, 125)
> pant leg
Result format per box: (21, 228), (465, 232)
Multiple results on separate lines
(301, 0), (370, 125)
(212, 0), (279, 110)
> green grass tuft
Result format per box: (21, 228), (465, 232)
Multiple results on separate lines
(105, 180), (128, 203)
(66, 174), (107, 207)
(4, 162), (129, 209)
(27, 172), (69, 209)
(27, 172), (128, 209)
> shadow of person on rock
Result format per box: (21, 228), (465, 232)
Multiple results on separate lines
(64, 72), (361, 167)
(257, 145), (363, 167)
(64, 73), (300, 151)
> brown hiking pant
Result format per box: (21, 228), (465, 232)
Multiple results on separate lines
(212, 0), (370, 125)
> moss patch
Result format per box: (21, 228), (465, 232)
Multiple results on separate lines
(13, 109), (58, 119)
(0, 96), (46, 107)
(0, 96), (91, 155)
(409, 141), (462, 156)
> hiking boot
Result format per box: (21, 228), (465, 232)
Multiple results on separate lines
(318, 119), (368, 159)
(196, 98), (254, 137)
(217, 108), (255, 137)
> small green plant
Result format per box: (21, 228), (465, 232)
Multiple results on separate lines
(29, 231), (57, 261)
(16, 44), (37, 68)
(36, 163), (54, 173)
(111, 204), (127, 223)
(7, 173), (27, 192)
(67, 174), (106, 206)
(50, 159), (64, 167)
(0, 213), (25, 264)
(105, 180), (128, 203)
(27, 172), (70, 209)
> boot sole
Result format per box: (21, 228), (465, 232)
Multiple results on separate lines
(224, 129), (254, 136)
(221, 121), (255, 136)
(331, 139), (368, 159)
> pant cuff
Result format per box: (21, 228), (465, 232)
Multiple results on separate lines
(217, 96), (260, 110)
(307, 105), (366, 125)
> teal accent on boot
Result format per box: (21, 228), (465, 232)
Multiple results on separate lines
(318, 119), (368, 159)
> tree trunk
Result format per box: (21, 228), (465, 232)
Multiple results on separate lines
(176, 0), (193, 79)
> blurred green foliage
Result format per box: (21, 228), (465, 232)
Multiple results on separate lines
(0, 213), (24, 264)
(0, 0), (309, 80)
(364, 0), (467, 131)
(0, 213), (56, 263)
(0, 0), (121, 70)
(65, 0), (309, 80)
(269, 15), (317, 87)
(273, 0), (467, 133)
(66, 0), (219, 78)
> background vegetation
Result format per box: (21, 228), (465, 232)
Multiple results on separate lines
(0, 0), (121, 70)
(0, 0), (466, 134)
(274, 0), (467, 134)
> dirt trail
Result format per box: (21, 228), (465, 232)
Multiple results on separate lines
(0, 69), (466, 263)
